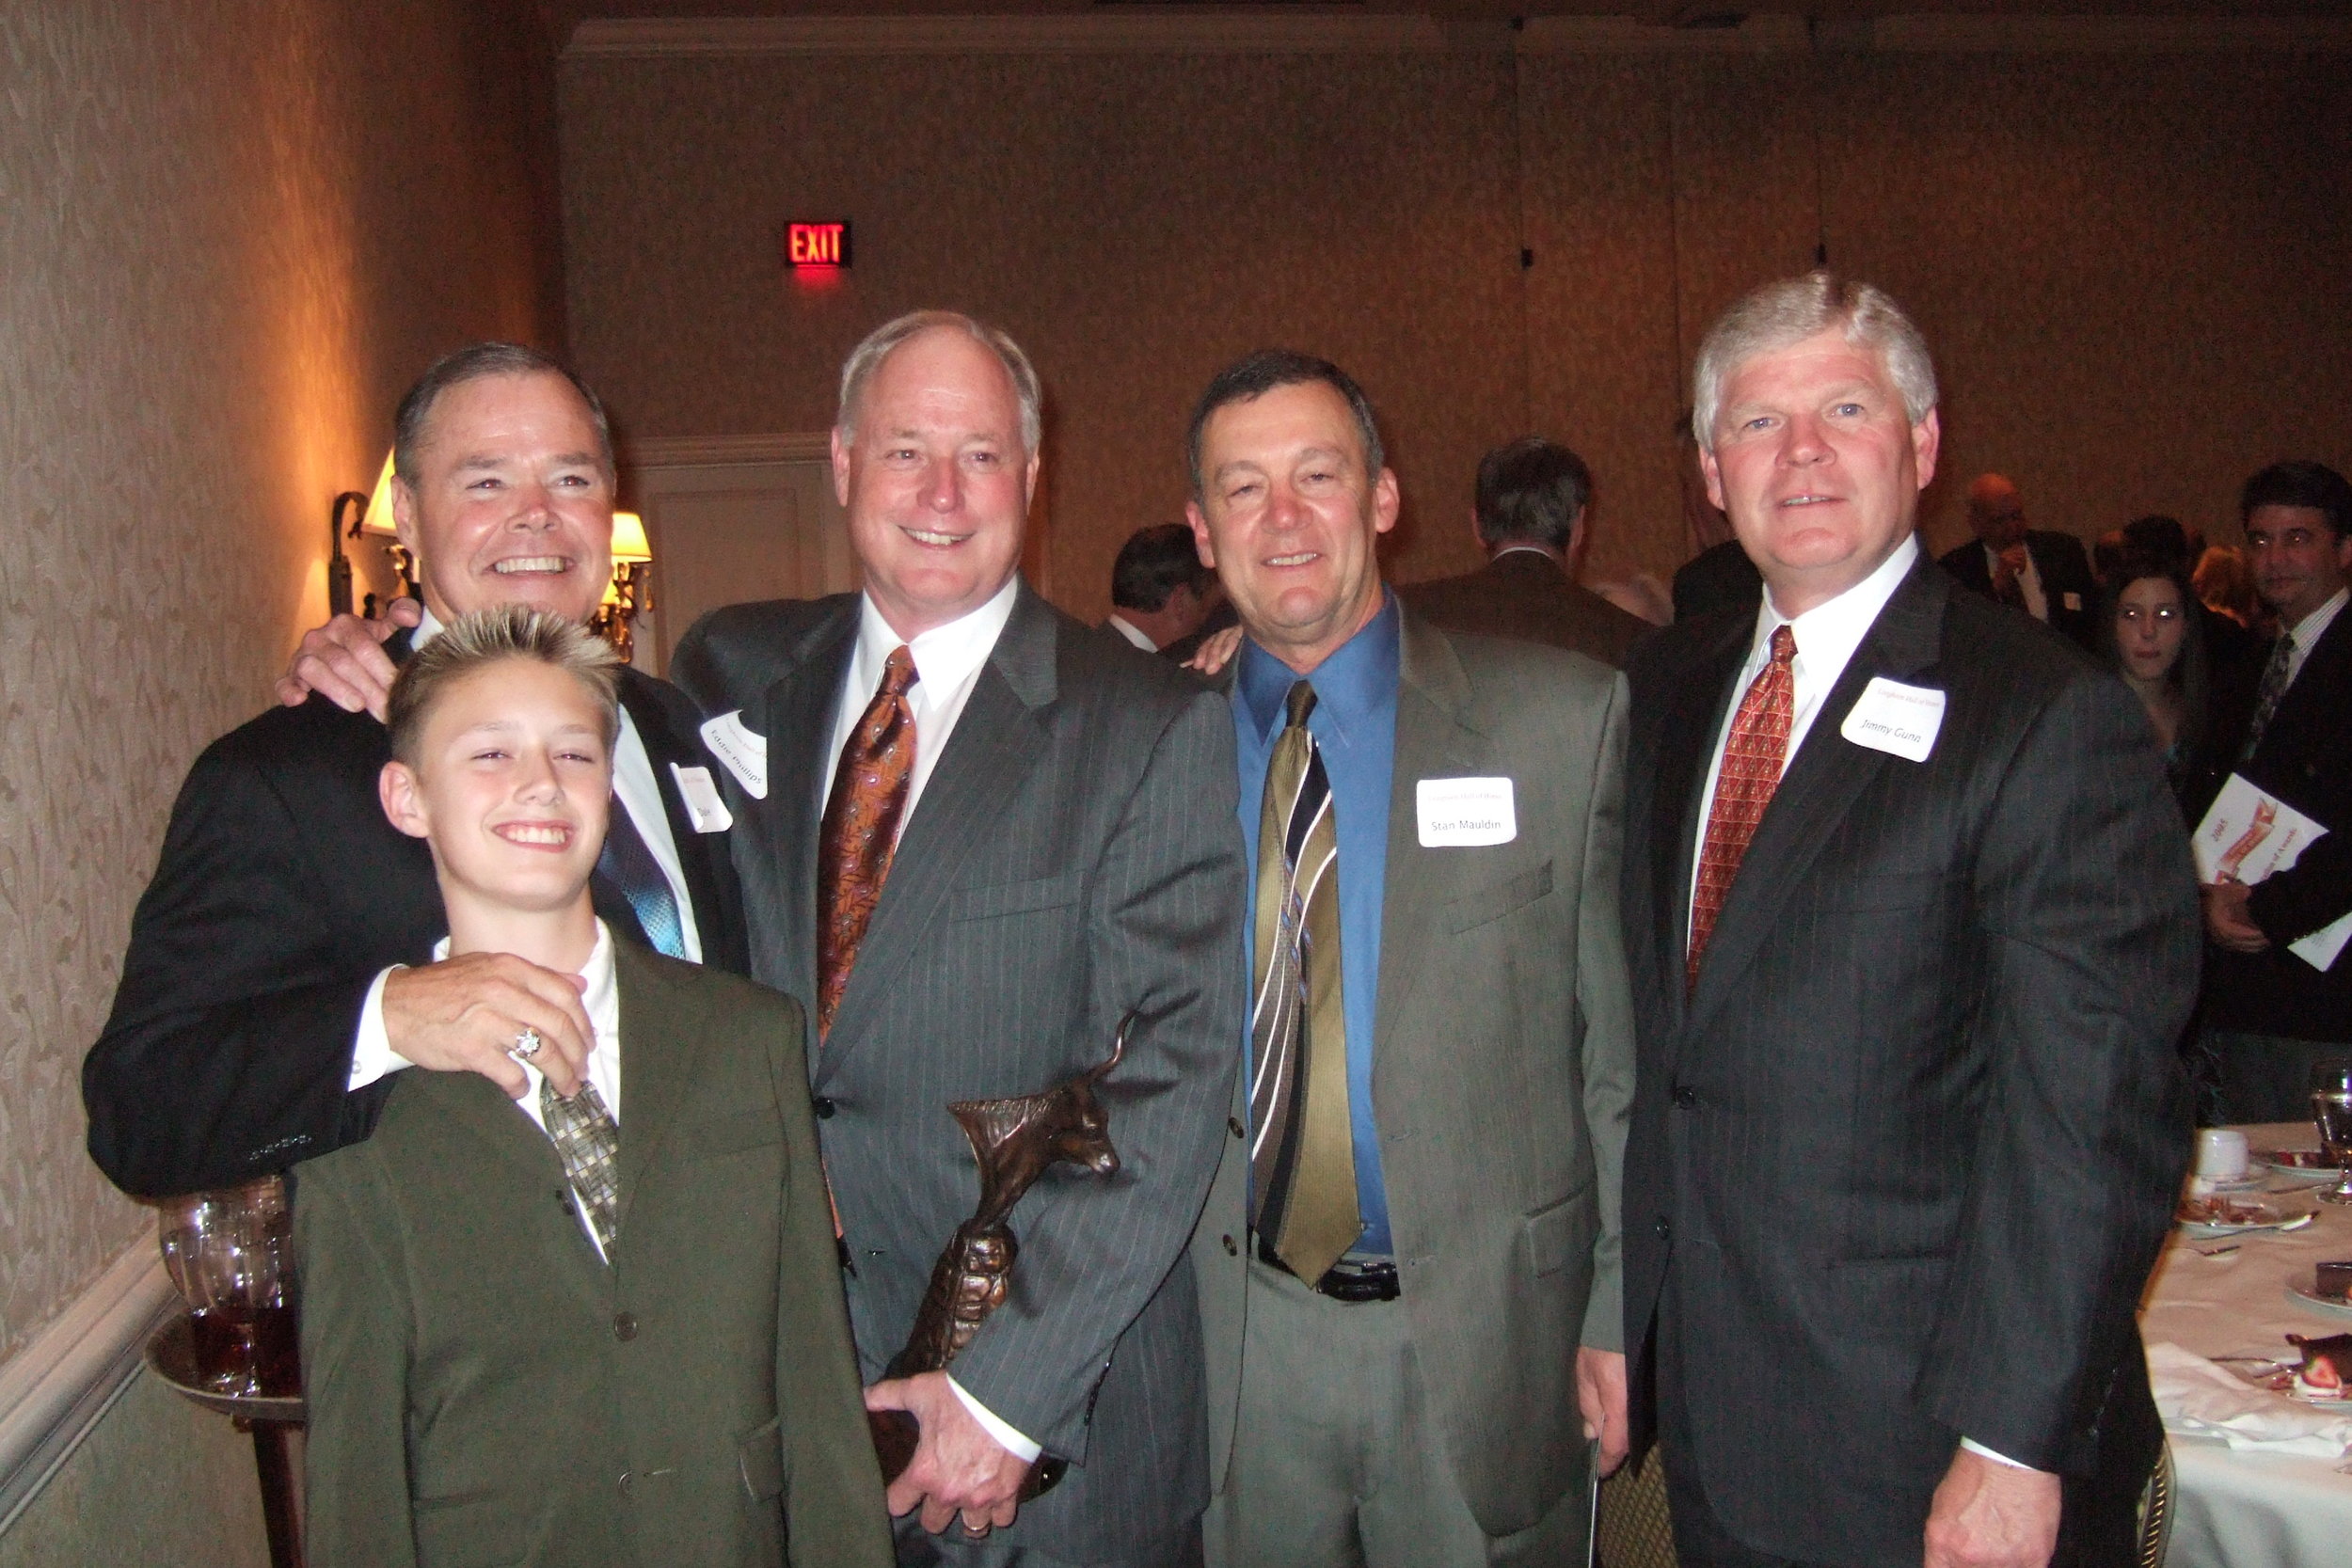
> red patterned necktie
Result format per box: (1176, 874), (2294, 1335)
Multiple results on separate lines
(1688, 625), (1796, 992)
(816, 645), (919, 1038)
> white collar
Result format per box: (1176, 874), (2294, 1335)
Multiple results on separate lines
(851, 575), (1019, 697)
(1104, 613), (1157, 652)
(1747, 532), (1920, 677)
(2289, 587), (2348, 647)
(414, 604), (447, 647)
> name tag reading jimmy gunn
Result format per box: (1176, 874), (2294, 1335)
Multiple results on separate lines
(1839, 677), (1946, 763)
(1417, 777), (1517, 847)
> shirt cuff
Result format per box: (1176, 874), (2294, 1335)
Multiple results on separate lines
(1961, 1437), (2034, 1470)
(348, 966), (414, 1092)
(946, 1377), (1042, 1465)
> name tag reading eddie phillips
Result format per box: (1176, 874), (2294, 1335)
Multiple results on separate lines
(1418, 777), (1517, 847)
(1839, 677), (1946, 764)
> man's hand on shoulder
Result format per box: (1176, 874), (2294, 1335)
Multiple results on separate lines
(382, 954), (593, 1099)
(277, 597), (419, 720)
(864, 1371), (1028, 1537)
(1923, 1448), (2060, 1568)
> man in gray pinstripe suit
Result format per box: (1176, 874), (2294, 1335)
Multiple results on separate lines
(1183, 350), (1635, 1568)
(675, 313), (1246, 1568)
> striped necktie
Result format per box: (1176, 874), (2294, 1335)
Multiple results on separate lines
(1248, 680), (1360, 1284)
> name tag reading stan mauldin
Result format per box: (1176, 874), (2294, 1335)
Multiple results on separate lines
(1417, 777), (1518, 847)
(1839, 676), (1947, 763)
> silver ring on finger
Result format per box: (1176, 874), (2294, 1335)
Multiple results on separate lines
(960, 1517), (990, 1539)
(508, 1026), (544, 1061)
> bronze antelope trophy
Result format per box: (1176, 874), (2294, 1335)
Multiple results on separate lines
(868, 1015), (1131, 1500)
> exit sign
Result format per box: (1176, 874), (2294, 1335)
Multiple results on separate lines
(787, 221), (850, 268)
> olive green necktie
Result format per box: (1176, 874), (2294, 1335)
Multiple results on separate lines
(1248, 681), (1360, 1283)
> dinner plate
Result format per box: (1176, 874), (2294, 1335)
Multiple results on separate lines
(2177, 1195), (2311, 1236)
(2286, 1283), (2352, 1322)
(2256, 1148), (2344, 1187)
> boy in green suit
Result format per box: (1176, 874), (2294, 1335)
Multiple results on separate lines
(294, 607), (889, 1568)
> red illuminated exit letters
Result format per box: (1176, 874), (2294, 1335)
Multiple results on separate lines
(787, 222), (850, 268)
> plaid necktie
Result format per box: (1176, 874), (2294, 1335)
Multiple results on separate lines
(2238, 632), (2295, 765)
(542, 1079), (622, 1256)
(815, 645), (919, 1039)
(1689, 626), (1797, 992)
(597, 804), (687, 959)
(1248, 681), (1359, 1284)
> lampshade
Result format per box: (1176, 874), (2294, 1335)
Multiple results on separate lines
(359, 451), (399, 536)
(611, 511), (652, 563)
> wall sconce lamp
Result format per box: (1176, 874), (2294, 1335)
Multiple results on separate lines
(326, 454), (419, 616)
(592, 512), (654, 662)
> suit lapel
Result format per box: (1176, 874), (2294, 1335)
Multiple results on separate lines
(1372, 613), (1491, 1057)
(424, 1071), (571, 1191)
(610, 941), (710, 1243)
(814, 584), (1059, 1084)
(616, 669), (739, 968)
(1685, 559), (1947, 1037)
(749, 605), (860, 1009)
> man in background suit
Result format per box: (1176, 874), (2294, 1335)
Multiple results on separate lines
(1183, 352), (1634, 1567)
(2199, 460), (2352, 1120)
(674, 312), (1243, 1568)
(1620, 275), (2196, 1568)
(1938, 472), (2099, 648)
(1400, 435), (1650, 666)
(1104, 522), (1228, 657)
(85, 343), (744, 1198)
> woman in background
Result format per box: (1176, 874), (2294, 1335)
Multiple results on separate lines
(2100, 556), (2212, 815)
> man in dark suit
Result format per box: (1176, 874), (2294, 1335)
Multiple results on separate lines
(1399, 435), (1651, 666)
(1937, 472), (2100, 648)
(1620, 275), (2197, 1568)
(674, 312), (1243, 1568)
(1104, 522), (1227, 657)
(2199, 460), (2352, 1120)
(1182, 354), (1634, 1567)
(84, 343), (745, 1198)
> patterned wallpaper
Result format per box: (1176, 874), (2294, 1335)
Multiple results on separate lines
(0, 0), (560, 1364)
(561, 38), (2350, 617)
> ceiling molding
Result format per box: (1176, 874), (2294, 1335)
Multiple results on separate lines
(568, 11), (2352, 61)
(625, 433), (834, 467)
(565, 13), (1457, 58)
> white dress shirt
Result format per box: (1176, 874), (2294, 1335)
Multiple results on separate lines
(350, 608), (701, 1090)
(2283, 588), (2347, 688)
(1104, 612), (1156, 652)
(824, 575), (1041, 1465)
(1687, 532), (2030, 1472)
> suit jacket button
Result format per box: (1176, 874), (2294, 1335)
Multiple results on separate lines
(813, 1096), (836, 1119)
(1673, 1085), (1698, 1109)
(1228, 1117), (1246, 1140)
(617, 1471), (633, 1496)
(1654, 1218), (1672, 1241)
(613, 1311), (640, 1341)
(1222, 1234), (1238, 1256)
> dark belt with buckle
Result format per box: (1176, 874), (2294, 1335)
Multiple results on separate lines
(1254, 1232), (1401, 1303)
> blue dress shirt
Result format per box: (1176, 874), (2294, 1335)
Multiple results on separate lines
(1231, 594), (1399, 1259)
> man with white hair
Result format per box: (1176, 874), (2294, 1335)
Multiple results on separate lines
(675, 311), (1244, 1568)
(1616, 275), (2196, 1568)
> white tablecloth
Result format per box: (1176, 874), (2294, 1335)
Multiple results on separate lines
(2139, 1123), (2352, 1568)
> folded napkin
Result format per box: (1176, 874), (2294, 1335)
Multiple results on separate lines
(2147, 1340), (2352, 1458)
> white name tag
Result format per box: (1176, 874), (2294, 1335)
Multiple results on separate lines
(699, 710), (768, 800)
(1839, 677), (1946, 763)
(669, 764), (734, 832)
(1417, 777), (1517, 847)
